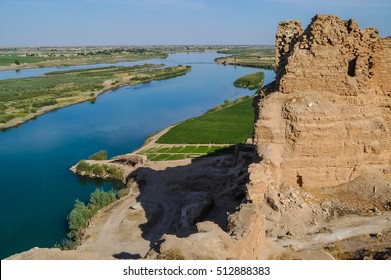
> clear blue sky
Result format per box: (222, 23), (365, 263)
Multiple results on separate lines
(0, 0), (390, 46)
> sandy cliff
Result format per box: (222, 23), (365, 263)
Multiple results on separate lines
(247, 14), (391, 259)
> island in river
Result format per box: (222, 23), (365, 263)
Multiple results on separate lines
(0, 45), (210, 71)
(0, 64), (191, 129)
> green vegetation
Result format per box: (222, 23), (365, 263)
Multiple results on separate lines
(139, 145), (235, 161)
(0, 49), (163, 67)
(234, 71), (264, 90)
(88, 150), (107, 160)
(75, 161), (124, 181)
(205, 96), (249, 114)
(0, 64), (191, 128)
(217, 45), (275, 56)
(0, 54), (57, 66)
(67, 200), (92, 234)
(156, 96), (255, 144)
(0, 45), (211, 69)
(215, 45), (275, 69)
(61, 188), (119, 249)
(140, 93), (258, 161)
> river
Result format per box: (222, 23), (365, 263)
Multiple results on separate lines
(0, 52), (275, 259)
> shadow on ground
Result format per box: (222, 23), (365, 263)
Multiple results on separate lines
(125, 144), (257, 251)
(113, 252), (142, 260)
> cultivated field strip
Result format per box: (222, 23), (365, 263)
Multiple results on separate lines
(138, 144), (234, 161)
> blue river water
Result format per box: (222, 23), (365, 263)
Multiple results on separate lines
(0, 52), (275, 259)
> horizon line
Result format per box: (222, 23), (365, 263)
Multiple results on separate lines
(0, 44), (275, 49)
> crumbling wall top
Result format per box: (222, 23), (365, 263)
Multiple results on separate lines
(275, 14), (389, 96)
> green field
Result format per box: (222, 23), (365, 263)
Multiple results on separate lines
(234, 72), (264, 90)
(215, 45), (275, 69)
(0, 64), (191, 127)
(139, 145), (235, 161)
(137, 93), (257, 161)
(0, 52), (164, 68)
(0, 47), (167, 68)
(0, 54), (57, 66)
(156, 96), (255, 144)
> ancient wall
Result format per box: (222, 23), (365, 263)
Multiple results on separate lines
(253, 92), (391, 188)
(275, 20), (303, 73)
(373, 37), (391, 95)
(275, 14), (390, 96)
(251, 15), (391, 191)
(228, 203), (266, 259)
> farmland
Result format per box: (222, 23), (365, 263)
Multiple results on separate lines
(137, 94), (257, 161)
(214, 45), (275, 69)
(138, 145), (235, 161)
(156, 96), (255, 145)
(0, 45), (210, 70)
(0, 64), (191, 128)
(0, 48), (165, 69)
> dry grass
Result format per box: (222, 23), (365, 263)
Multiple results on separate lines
(157, 248), (185, 260)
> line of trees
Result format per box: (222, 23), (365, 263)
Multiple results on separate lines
(57, 188), (119, 249)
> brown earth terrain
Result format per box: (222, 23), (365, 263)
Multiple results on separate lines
(7, 14), (391, 260)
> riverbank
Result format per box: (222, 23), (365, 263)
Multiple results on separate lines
(0, 46), (215, 72)
(0, 64), (191, 129)
(62, 78), (261, 259)
(0, 51), (274, 260)
(234, 71), (265, 90)
(214, 46), (275, 70)
(66, 84), (391, 260)
(7, 149), (252, 260)
(0, 53), (168, 72)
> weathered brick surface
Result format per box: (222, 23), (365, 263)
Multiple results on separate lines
(276, 14), (391, 96)
(252, 15), (391, 191)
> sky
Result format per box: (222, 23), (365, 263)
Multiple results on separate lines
(0, 0), (390, 46)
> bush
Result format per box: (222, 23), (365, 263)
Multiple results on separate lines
(32, 99), (57, 108)
(67, 200), (92, 232)
(104, 165), (124, 181)
(0, 113), (16, 123)
(88, 188), (117, 214)
(91, 164), (104, 176)
(75, 160), (124, 181)
(88, 150), (107, 160)
(158, 248), (185, 260)
(75, 160), (90, 173)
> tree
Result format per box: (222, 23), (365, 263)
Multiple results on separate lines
(67, 200), (92, 231)
(88, 188), (116, 213)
